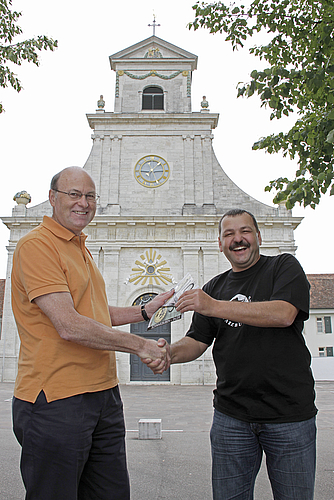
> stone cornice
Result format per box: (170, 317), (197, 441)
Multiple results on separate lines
(87, 112), (220, 131)
(0, 214), (302, 250)
(111, 60), (197, 69)
(109, 36), (198, 72)
(0, 214), (303, 228)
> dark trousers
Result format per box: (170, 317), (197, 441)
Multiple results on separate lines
(13, 386), (130, 500)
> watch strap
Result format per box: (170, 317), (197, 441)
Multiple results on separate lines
(141, 304), (149, 322)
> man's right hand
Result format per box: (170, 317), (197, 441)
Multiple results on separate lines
(141, 338), (171, 374)
(138, 338), (170, 374)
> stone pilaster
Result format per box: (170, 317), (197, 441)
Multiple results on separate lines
(183, 135), (195, 206)
(0, 247), (18, 382)
(202, 134), (214, 205)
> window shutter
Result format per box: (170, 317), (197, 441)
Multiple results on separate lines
(324, 316), (332, 334)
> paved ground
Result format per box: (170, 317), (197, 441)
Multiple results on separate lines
(0, 382), (333, 499)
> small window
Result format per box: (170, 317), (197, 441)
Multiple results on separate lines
(142, 86), (164, 110)
(318, 346), (333, 357)
(316, 316), (332, 334)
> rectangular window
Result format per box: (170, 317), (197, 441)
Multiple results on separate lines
(317, 316), (332, 334)
(153, 94), (163, 110)
(318, 347), (333, 357)
(142, 92), (164, 110)
(324, 316), (332, 333)
(142, 94), (153, 110)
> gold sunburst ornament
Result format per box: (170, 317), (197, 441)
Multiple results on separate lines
(128, 248), (173, 285)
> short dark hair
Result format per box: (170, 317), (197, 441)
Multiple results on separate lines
(219, 209), (259, 234)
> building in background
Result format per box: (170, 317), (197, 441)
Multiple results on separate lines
(0, 35), (309, 383)
(306, 275), (334, 380)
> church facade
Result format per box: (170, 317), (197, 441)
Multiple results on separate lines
(0, 36), (302, 383)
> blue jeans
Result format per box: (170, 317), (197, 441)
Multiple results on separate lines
(13, 386), (130, 500)
(210, 409), (316, 500)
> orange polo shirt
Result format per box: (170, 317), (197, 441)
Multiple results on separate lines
(12, 216), (118, 403)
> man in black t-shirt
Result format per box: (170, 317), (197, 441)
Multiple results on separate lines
(146, 208), (317, 500)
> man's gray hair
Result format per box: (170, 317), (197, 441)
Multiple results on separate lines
(50, 171), (61, 191)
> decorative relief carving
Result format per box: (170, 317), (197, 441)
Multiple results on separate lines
(126, 248), (174, 286)
(115, 72), (120, 97)
(90, 222), (218, 243)
(187, 73), (191, 96)
(120, 69), (183, 80)
(144, 47), (163, 58)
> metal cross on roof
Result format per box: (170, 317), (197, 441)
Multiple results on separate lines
(148, 14), (160, 36)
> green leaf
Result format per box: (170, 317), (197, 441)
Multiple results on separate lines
(326, 129), (334, 144)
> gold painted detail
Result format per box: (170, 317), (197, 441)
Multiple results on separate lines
(129, 248), (173, 286)
(144, 47), (163, 58)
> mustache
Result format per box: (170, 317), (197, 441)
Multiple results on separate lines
(229, 240), (250, 251)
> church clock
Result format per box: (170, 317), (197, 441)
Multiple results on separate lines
(134, 155), (170, 188)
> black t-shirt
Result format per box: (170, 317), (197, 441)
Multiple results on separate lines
(186, 254), (317, 423)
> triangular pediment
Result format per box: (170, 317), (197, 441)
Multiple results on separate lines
(109, 36), (197, 71)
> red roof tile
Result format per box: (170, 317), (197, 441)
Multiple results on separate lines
(307, 274), (334, 309)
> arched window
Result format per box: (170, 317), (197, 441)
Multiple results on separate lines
(142, 86), (164, 110)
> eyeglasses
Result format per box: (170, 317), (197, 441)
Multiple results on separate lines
(53, 189), (100, 203)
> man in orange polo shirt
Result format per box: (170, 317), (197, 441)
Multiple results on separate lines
(11, 166), (172, 500)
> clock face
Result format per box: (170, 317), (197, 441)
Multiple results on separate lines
(134, 155), (170, 188)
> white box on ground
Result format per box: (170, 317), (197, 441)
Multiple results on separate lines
(138, 418), (162, 439)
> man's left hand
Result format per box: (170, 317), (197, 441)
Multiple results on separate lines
(144, 289), (174, 318)
(175, 288), (216, 316)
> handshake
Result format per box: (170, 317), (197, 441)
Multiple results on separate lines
(138, 337), (171, 375)
(134, 275), (213, 374)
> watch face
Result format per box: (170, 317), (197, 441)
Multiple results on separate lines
(134, 155), (170, 188)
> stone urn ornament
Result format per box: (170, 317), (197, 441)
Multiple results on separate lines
(13, 191), (31, 205)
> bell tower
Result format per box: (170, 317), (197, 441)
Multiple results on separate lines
(110, 35), (196, 114)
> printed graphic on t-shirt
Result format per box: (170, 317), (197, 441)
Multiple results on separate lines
(224, 293), (251, 328)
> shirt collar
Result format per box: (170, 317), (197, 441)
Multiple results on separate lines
(42, 216), (88, 243)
